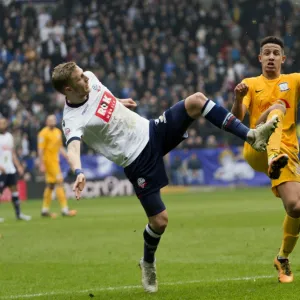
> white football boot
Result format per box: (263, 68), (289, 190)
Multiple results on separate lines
(139, 258), (158, 293)
(17, 213), (32, 221)
(247, 115), (279, 152)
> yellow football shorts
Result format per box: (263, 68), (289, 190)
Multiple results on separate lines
(45, 162), (63, 184)
(243, 142), (300, 197)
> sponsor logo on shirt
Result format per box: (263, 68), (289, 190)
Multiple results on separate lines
(95, 91), (117, 122)
(154, 113), (167, 125)
(137, 177), (147, 188)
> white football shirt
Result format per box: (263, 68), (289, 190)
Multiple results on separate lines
(0, 132), (16, 174)
(62, 71), (149, 167)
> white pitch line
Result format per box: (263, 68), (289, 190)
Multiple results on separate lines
(0, 275), (274, 299)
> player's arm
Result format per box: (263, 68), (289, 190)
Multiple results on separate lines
(231, 82), (250, 121)
(37, 131), (46, 173)
(12, 149), (24, 176)
(67, 139), (85, 200)
(60, 147), (69, 161)
(117, 98), (137, 110)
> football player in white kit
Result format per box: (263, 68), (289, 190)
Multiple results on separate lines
(0, 118), (31, 221)
(52, 62), (278, 293)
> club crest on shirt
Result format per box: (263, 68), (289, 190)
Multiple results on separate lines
(64, 128), (71, 137)
(278, 82), (289, 92)
(137, 177), (147, 188)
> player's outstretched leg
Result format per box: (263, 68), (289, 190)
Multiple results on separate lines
(139, 192), (167, 293)
(184, 93), (279, 152)
(266, 103), (288, 179)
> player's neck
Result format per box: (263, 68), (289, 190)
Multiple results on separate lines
(262, 71), (281, 80)
(66, 94), (88, 105)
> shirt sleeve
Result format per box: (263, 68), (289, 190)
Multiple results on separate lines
(62, 116), (83, 146)
(241, 78), (252, 110)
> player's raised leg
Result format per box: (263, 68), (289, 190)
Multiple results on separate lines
(273, 182), (300, 283)
(184, 93), (278, 152)
(255, 101), (288, 179)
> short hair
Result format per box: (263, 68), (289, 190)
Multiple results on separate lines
(260, 36), (284, 50)
(51, 61), (77, 94)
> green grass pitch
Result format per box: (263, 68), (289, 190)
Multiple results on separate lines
(1, 187), (300, 299)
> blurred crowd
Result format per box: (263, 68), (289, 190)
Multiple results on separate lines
(0, 0), (300, 164)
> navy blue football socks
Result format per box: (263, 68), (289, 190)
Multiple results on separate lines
(12, 192), (21, 218)
(143, 224), (162, 263)
(202, 100), (249, 141)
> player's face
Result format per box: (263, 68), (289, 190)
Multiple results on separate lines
(259, 43), (286, 77)
(69, 66), (90, 98)
(46, 115), (57, 128)
(0, 119), (7, 133)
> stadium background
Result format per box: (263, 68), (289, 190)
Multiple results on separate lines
(1, 0), (300, 199)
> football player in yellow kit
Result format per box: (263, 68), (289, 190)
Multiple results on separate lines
(38, 115), (76, 217)
(232, 36), (300, 283)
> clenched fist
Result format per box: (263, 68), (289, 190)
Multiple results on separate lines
(234, 83), (249, 101)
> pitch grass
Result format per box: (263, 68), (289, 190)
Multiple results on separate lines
(0, 187), (300, 299)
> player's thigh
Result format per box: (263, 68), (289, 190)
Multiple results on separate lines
(184, 92), (208, 119)
(153, 100), (195, 155)
(45, 164), (63, 184)
(124, 148), (168, 215)
(277, 182), (300, 216)
(0, 174), (7, 194)
(243, 143), (268, 174)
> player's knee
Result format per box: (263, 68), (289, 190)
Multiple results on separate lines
(285, 199), (300, 218)
(270, 102), (286, 115)
(149, 211), (168, 233)
(185, 92), (208, 118)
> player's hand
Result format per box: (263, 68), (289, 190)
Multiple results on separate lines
(234, 83), (249, 101)
(17, 166), (24, 177)
(39, 163), (45, 173)
(73, 173), (86, 200)
(0, 166), (5, 174)
(119, 98), (137, 110)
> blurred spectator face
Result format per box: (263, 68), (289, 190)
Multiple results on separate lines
(46, 115), (57, 129)
(0, 118), (8, 133)
(259, 43), (286, 77)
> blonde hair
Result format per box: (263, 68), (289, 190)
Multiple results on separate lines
(51, 61), (77, 94)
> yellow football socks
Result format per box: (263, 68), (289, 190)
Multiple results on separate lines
(278, 214), (300, 258)
(267, 109), (284, 163)
(42, 187), (52, 211)
(56, 185), (68, 210)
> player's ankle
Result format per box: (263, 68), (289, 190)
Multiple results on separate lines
(246, 129), (255, 145)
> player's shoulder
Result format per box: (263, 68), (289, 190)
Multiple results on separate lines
(54, 127), (62, 135)
(39, 127), (48, 135)
(4, 132), (13, 140)
(242, 75), (263, 86)
(84, 70), (97, 80)
(281, 73), (300, 80)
